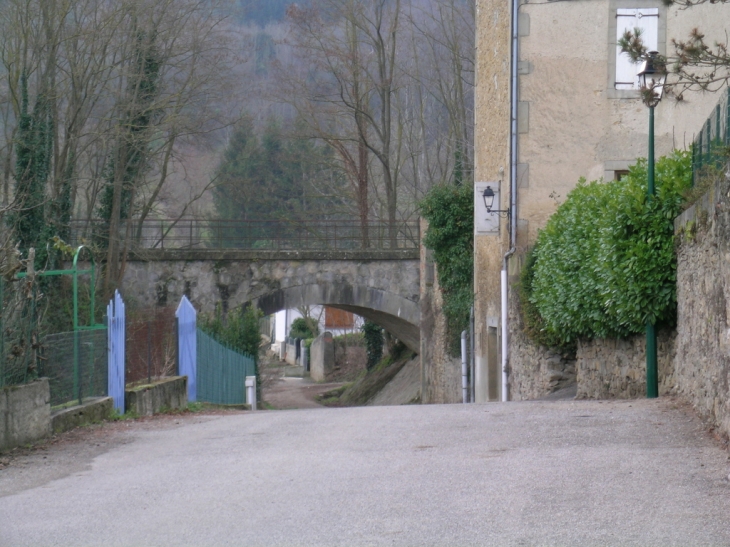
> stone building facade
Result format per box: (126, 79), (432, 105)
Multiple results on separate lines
(474, 0), (730, 401)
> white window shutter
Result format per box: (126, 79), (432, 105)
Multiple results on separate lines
(615, 8), (659, 90)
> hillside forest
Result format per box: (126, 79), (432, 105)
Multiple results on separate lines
(0, 0), (474, 290)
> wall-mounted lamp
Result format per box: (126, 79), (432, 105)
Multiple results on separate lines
(482, 186), (511, 219)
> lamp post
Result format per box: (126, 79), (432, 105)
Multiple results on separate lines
(637, 51), (666, 399)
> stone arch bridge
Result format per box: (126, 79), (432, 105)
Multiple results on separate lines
(111, 220), (422, 352)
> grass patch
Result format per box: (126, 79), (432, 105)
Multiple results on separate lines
(318, 350), (415, 407)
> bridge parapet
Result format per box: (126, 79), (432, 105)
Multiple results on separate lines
(71, 219), (419, 256)
(126, 248), (419, 261)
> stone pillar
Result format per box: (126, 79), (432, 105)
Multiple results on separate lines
(310, 332), (335, 382)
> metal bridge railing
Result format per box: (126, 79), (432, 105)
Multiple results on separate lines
(69, 219), (420, 252)
(692, 87), (730, 185)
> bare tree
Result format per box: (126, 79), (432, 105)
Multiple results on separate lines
(0, 0), (239, 292)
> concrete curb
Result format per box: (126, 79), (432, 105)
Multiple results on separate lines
(125, 376), (187, 416)
(51, 397), (114, 434)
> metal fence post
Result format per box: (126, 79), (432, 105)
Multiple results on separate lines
(175, 316), (180, 376)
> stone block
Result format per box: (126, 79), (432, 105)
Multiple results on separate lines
(125, 376), (187, 417)
(1, 379), (51, 452)
(51, 397), (114, 434)
(310, 331), (335, 382)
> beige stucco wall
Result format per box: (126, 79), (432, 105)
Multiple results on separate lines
(474, 0), (512, 401)
(517, 0), (730, 244)
(474, 0), (730, 400)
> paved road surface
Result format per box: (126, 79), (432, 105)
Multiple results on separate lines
(1, 399), (729, 546)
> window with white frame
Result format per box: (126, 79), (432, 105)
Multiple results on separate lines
(615, 8), (658, 89)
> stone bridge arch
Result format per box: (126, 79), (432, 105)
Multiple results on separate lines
(255, 283), (419, 352)
(121, 256), (421, 352)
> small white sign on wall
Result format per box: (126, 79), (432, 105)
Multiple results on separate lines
(474, 182), (501, 234)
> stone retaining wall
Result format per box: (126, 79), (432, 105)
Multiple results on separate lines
(673, 175), (730, 438)
(0, 379), (51, 451)
(576, 331), (676, 399)
(420, 220), (460, 404)
(508, 288), (576, 400)
(508, 174), (730, 443)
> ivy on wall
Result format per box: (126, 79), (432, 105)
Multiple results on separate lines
(361, 320), (384, 370)
(522, 151), (692, 346)
(420, 183), (474, 356)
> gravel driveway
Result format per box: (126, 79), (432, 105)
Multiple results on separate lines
(1, 398), (729, 546)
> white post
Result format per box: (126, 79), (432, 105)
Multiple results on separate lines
(245, 376), (257, 411)
(301, 340), (308, 371)
(501, 269), (509, 402)
(461, 331), (468, 403)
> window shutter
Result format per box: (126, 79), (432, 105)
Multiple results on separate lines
(615, 8), (659, 90)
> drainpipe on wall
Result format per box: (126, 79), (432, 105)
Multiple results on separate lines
(502, 0), (520, 402)
(461, 330), (468, 403)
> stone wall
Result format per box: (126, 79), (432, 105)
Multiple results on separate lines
(507, 258), (576, 400)
(509, 331), (576, 401)
(420, 219), (461, 404)
(1, 379), (51, 451)
(674, 175), (730, 438)
(576, 331), (676, 400)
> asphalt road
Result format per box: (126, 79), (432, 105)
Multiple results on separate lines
(1, 399), (729, 547)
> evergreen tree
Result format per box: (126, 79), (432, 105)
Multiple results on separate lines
(212, 116), (347, 227)
(9, 72), (53, 267)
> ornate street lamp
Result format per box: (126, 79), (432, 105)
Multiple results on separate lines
(637, 51), (666, 399)
(482, 186), (511, 219)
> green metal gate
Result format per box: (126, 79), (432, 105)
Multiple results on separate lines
(196, 328), (256, 405)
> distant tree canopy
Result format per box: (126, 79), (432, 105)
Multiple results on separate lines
(212, 117), (347, 222)
(234, 0), (310, 27)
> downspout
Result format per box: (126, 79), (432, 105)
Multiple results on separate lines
(502, 0), (519, 402)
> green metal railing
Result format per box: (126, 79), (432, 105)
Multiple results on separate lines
(692, 87), (730, 185)
(40, 329), (108, 408)
(0, 246), (105, 402)
(196, 328), (256, 405)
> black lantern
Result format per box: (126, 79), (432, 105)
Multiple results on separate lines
(482, 185), (510, 218)
(482, 186), (496, 211)
(637, 51), (666, 107)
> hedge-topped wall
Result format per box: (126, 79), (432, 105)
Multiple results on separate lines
(510, 152), (691, 401)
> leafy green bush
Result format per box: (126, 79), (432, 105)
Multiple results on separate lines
(527, 151), (691, 345)
(199, 303), (262, 360)
(518, 243), (572, 351)
(288, 317), (319, 339)
(419, 183), (473, 356)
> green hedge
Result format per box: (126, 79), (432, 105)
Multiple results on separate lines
(526, 151), (691, 345)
